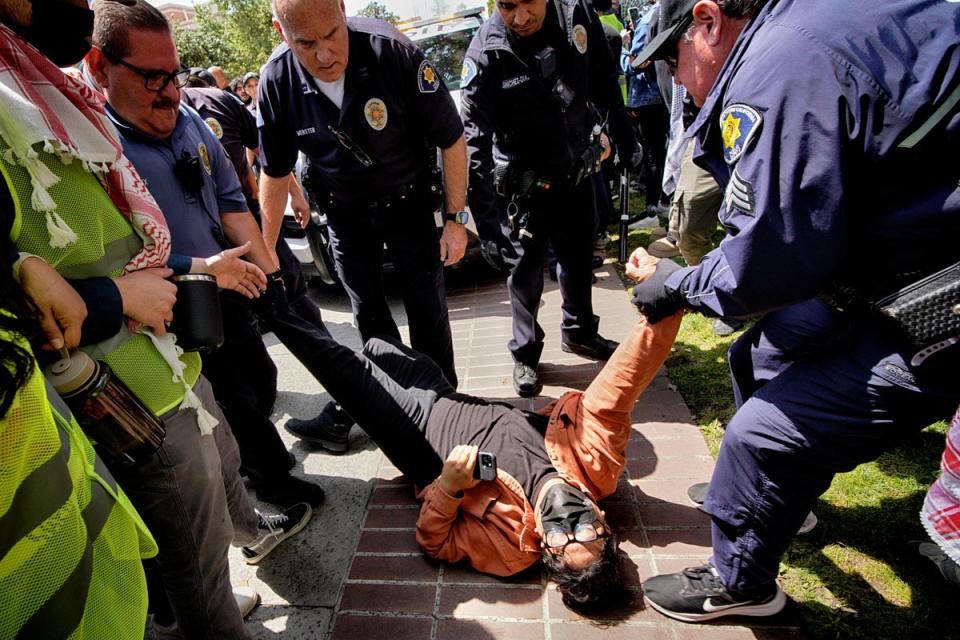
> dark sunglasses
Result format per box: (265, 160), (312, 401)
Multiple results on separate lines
(102, 50), (190, 93)
(663, 13), (695, 74)
(327, 125), (374, 167)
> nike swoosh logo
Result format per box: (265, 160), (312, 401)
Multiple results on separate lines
(702, 598), (743, 613)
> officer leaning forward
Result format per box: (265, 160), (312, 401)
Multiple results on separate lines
(462, 0), (638, 397)
(257, 0), (468, 425)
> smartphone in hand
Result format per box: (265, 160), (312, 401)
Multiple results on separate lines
(472, 451), (498, 482)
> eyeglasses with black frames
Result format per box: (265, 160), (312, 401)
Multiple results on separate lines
(327, 125), (374, 167)
(543, 522), (608, 551)
(102, 50), (190, 93)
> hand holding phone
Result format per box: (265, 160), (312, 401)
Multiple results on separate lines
(473, 451), (498, 482)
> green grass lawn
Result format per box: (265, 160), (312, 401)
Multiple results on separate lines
(605, 198), (954, 639)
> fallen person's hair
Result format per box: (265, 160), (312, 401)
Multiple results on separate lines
(542, 534), (627, 613)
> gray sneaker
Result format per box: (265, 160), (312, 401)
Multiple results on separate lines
(241, 502), (312, 565)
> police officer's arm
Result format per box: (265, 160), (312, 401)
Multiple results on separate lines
(460, 53), (503, 244)
(585, 3), (635, 161)
(395, 41), (468, 264)
(255, 68), (299, 266)
(664, 42), (851, 318)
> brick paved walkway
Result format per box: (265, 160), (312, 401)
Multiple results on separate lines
(234, 263), (804, 639)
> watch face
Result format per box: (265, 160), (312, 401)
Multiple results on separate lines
(455, 210), (469, 224)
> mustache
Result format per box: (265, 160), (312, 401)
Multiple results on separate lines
(152, 97), (179, 110)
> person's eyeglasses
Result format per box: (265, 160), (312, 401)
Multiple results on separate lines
(543, 522), (608, 551)
(662, 14), (694, 75)
(102, 50), (190, 93)
(327, 125), (374, 167)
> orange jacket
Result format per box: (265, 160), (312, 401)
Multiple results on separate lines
(415, 312), (683, 576)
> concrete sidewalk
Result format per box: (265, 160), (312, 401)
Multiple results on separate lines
(229, 263), (804, 639)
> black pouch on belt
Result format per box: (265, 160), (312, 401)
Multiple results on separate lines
(875, 260), (960, 347)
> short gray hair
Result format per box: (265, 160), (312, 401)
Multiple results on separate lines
(92, 0), (171, 59)
(716, 0), (767, 19)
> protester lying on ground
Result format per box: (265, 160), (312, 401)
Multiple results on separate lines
(285, 250), (679, 611)
(915, 405), (960, 587)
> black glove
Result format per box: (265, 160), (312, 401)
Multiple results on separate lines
(480, 235), (518, 273)
(254, 269), (288, 316)
(631, 258), (684, 323)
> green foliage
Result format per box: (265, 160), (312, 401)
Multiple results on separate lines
(357, 1), (400, 23)
(174, 0), (280, 79)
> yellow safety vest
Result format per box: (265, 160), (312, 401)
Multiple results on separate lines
(0, 331), (157, 638)
(1, 141), (201, 416)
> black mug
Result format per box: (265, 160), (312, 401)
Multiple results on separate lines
(170, 273), (224, 352)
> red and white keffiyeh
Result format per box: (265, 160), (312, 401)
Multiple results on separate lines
(0, 23), (170, 273)
(922, 406), (960, 565)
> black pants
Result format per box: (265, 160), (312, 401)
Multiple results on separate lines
(327, 190), (457, 387)
(507, 179), (598, 367)
(629, 104), (669, 206)
(202, 292), (292, 484)
(254, 299), (451, 487)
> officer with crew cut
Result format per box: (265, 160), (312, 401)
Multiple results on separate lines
(256, 0), (469, 445)
(461, 0), (638, 397)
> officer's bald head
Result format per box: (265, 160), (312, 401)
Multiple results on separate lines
(272, 0), (350, 83)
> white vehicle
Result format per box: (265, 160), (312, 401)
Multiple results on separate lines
(284, 7), (486, 286)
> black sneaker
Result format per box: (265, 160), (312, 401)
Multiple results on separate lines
(255, 474), (326, 508)
(513, 363), (542, 397)
(712, 317), (745, 337)
(686, 481), (818, 535)
(561, 334), (619, 360)
(284, 403), (352, 453)
(642, 564), (787, 622)
(241, 502), (313, 565)
(909, 540), (960, 586)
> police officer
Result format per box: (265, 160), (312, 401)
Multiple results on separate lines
(462, 0), (637, 397)
(256, 0), (468, 404)
(628, 0), (960, 623)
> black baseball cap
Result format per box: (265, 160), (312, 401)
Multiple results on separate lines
(631, 0), (696, 68)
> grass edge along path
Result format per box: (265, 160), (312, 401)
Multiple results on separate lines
(605, 212), (952, 639)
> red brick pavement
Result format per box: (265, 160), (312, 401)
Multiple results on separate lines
(327, 267), (804, 639)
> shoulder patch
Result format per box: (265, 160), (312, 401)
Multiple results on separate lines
(719, 103), (761, 165)
(364, 97), (388, 131)
(460, 58), (478, 88)
(204, 117), (223, 140)
(724, 168), (755, 215)
(572, 24), (588, 54)
(418, 59), (441, 93)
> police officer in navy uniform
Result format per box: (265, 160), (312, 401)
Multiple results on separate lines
(627, 0), (960, 623)
(256, 0), (468, 424)
(461, 0), (637, 397)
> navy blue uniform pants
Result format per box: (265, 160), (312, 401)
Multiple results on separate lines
(327, 192), (457, 388)
(507, 179), (598, 367)
(704, 298), (960, 594)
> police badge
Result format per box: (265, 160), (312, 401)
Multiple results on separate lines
(204, 117), (223, 140)
(572, 24), (588, 54)
(364, 98), (388, 131)
(461, 58), (478, 88)
(198, 142), (212, 175)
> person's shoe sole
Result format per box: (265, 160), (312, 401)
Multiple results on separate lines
(234, 586), (261, 619)
(283, 422), (349, 453)
(244, 505), (313, 565)
(645, 585), (787, 622)
(514, 381), (543, 398)
(561, 342), (614, 361)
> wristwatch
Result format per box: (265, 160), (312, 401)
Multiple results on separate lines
(444, 210), (470, 224)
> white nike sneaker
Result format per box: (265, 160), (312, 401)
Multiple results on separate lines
(642, 564), (787, 622)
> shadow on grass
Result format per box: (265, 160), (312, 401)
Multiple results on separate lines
(785, 489), (957, 640)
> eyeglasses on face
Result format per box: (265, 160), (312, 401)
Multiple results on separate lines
(102, 50), (190, 92)
(543, 522), (608, 551)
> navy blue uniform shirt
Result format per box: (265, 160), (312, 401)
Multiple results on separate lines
(107, 103), (249, 259)
(460, 0), (634, 239)
(665, 0), (960, 319)
(183, 87), (259, 208)
(256, 17), (463, 203)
